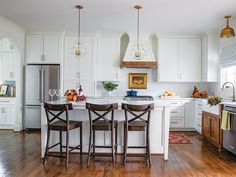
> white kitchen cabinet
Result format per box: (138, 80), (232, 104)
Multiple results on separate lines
(97, 35), (120, 81)
(202, 32), (219, 82)
(63, 35), (95, 96)
(1, 52), (16, 81)
(180, 39), (201, 82)
(158, 39), (178, 82)
(0, 101), (16, 128)
(158, 37), (201, 82)
(1, 38), (15, 52)
(184, 100), (195, 128)
(194, 99), (203, 134)
(26, 34), (62, 64)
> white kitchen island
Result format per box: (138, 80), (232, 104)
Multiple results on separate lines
(41, 98), (173, 161)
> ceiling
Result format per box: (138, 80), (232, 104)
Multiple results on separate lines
(0, 0), (236, 34)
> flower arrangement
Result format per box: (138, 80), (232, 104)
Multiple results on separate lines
(207, 96), (222, 107)
(102, 82), (118, 92)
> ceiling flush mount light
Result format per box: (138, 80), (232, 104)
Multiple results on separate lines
(75, 5), (86, 57)
(130, 5), (147, 60)
(220, 16), (235, 38)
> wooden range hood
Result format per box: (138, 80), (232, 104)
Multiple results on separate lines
(121, 61), (157, 68)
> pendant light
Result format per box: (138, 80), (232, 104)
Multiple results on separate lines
(220, 16), (235, 38)
(130, 5), (147, 60)
(75, 5), (86, 57)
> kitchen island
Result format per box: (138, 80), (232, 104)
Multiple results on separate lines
(41, 97), (174, 161)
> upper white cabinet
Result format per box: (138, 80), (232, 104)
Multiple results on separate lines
(1, 53), (15, 81)
(1, 39), (15, 52)
(180, 39), (201, 82)
(97, 35), (120, 81)
(63, 35), (96, 96)
(158, 39), (178, 82)
(26, 34), (62, 64)
(202, 32), (219, 82)
(158, 37), (202, 82)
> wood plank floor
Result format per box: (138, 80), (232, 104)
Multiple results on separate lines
(0, 131), (236, 177)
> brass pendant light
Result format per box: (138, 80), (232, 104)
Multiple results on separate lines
(130, 5), (147, 60)
(75, 5), (86, 57)
(220, 16), (235, 38)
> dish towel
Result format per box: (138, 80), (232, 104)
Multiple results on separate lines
(221, 110), (231, 130)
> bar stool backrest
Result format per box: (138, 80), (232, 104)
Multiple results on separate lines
(122, 103), (154, 124)
(44, 103), (72, 127)
(86, 103), (118, 124)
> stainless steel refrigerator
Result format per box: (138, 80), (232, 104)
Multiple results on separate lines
(24, 64), (60, 129)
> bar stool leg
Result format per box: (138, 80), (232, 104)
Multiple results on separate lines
(87, 126), (92, 166)
(65, 131), (69, 167)
(111, 127), (114, 165)
(115, 124), (118, 162)
(80, 126), (83, 157)
(43, 127), (50, 164)
(59, 130), (62, 158)
(147, 126), (151, 166)
(123, 125), (128, 165)
(93, 129), (95, 157)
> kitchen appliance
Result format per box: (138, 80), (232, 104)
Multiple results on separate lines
(223, 104), (236, 155)
(124, 95), (154, 101)
(24, 64), (60, 129)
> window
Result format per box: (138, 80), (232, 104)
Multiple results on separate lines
(222, 65), (236, 85)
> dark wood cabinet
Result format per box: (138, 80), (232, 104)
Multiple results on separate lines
(202, 111), (222, 151)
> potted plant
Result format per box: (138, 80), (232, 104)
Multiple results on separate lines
(102, 82), (118, 96)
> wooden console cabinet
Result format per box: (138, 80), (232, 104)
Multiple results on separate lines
(202, 111), (222, 151)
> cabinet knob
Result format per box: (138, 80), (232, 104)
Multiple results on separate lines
(10, 72), (14, 78)
(41, 55), (45, 61)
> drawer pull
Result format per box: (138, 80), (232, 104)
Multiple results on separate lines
(171, 111), (178, 113)
(171, 122), (179, 124)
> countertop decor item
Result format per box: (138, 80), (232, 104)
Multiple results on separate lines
(102, 82), (118, 96)
(64, 89), (78, 101)
(192, 86), (207, 98)
(220, 16), (235, 38)
(0, 84), (8, 96)
(207, 96), (222, 107)
(129, 73), (147, 89)
(126, 90), (138, 96)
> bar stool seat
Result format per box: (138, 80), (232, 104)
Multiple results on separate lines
(50, 120), (82, 131)
(128, 121), (146, 131)
(43, 102), (83, 167)
(93, 120), (118, 130)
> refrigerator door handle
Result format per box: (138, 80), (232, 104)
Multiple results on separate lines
(39, 69), (42, 102)
(42, 69), (45, 102)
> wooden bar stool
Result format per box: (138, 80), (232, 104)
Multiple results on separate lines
(43, 102), (83, 167)
(86, 103), (118, 166)
(122, 103), (154, 166)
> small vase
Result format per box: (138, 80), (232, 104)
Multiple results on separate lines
(107, 91), (112, 97)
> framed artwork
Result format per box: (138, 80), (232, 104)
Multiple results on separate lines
(0, 85), (8, 96)
(128, 73), (147, 89)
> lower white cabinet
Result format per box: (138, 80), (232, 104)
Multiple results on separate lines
(0, 100), (16, 128)
(194, 99), (203, 134)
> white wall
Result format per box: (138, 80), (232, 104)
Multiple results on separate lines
(96, 67), (215, 98)
(0, 16), (25, 131)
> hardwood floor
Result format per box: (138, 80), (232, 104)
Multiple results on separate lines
(0, 130), (236, 177)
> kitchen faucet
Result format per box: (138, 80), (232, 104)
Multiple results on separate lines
(222, 82), (236, 102)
